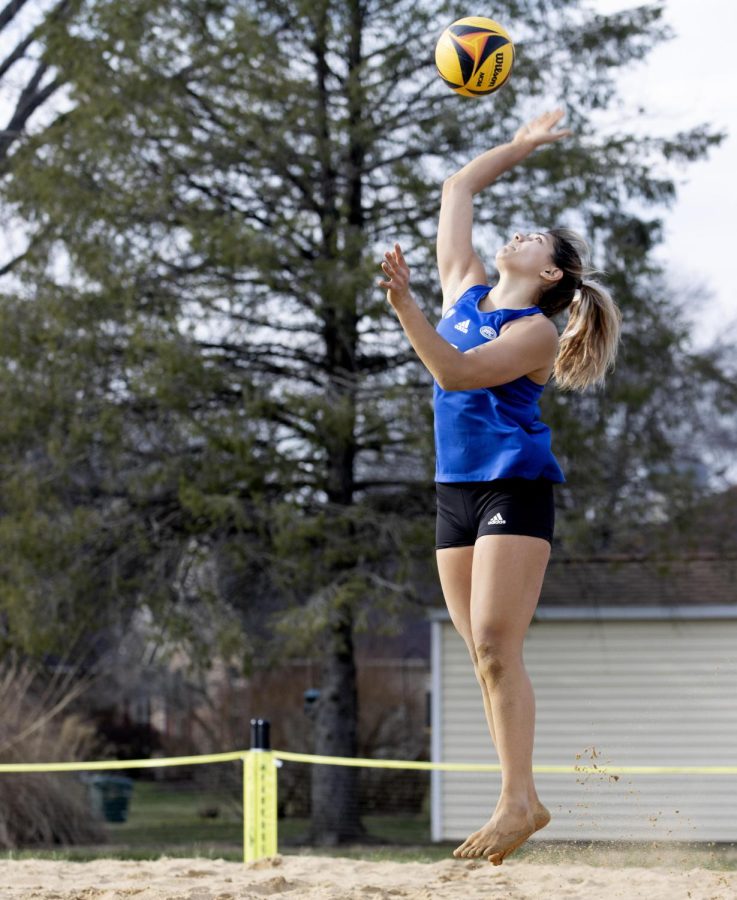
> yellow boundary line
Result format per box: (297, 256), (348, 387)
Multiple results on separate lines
(0, 750), (246, 773)
(273, 750), (737, 776)
(0, 748), (736, 775)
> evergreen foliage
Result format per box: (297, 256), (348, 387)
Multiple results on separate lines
(0, 0), (733, 842)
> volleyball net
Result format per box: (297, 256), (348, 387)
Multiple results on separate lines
(2, 717), (736, 860)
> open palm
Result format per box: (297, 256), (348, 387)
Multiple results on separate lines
(512, 108), (573, 147)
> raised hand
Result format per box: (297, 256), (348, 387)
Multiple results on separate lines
(512, 108), (573, 148)
(378, 242), (412, 308)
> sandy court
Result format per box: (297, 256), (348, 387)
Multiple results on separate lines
(1, 855), (736, 900)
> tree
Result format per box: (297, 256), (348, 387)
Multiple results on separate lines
(1, 0), (82, 274)
(0, 0), (732, 843)
(545, 211), (737, 553)
(0, 0), (72, 161)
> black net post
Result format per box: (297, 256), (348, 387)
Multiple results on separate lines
(250, 718), (271, 751)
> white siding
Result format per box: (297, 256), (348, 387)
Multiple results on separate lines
(434, 618), (737, 841)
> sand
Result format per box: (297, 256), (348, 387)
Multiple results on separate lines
(0, 854), (736, 900)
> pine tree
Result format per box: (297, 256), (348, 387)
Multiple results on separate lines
(0, 0), (732, 843)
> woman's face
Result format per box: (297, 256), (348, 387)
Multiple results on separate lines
(496, 231), (555, 277)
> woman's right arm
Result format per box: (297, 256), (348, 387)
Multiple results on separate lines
(437, 109), (572, 311)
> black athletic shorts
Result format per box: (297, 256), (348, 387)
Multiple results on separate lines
(435, 478), (555, 548)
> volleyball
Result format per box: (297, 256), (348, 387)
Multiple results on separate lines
(435, 16), (515, 98)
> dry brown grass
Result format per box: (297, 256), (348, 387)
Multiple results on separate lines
(0, 653), (110, 849)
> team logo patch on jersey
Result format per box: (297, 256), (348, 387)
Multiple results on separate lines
(480, 325), (498, 340)
(454, 319), (470, 334)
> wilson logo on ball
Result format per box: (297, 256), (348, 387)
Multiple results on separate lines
(435, 16), (515, 98)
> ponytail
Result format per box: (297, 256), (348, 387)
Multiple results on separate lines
(554, 280), (622, 391)
(540, 228), (622, 392)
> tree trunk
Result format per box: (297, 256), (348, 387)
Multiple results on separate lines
(309, 601), (365, 844)
(308, 0), (366, 845)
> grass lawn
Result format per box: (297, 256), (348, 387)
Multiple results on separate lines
(0, 779), (433, 862)
(1, 780), (735, 869)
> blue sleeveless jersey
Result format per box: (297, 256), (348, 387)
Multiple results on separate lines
(434, 284), (565, 483)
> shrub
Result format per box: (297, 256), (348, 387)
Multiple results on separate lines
(0, 654), (111, 848)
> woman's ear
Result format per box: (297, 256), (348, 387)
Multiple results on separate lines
(540, 266), (563, 286)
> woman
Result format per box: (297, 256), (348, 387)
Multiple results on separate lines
(378, 109), (621, 866)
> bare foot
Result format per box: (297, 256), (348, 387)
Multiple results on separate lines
(532, 800), (551, 833)
(451, 800), (551, 865)
(452, 800), (536, 861)
(487, 800), (551, 867)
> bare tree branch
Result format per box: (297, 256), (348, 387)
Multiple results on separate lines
(0, 25), (35, 80)
(0, 60), (61, 158)
(0, 0), (34, 33)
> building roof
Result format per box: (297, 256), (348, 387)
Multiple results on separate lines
(539, 554), (737, 609)
(411, 488), (737, 636)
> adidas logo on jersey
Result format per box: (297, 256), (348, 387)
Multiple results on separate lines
(454, 319), (470, 334)
(487, 512), (507, 526)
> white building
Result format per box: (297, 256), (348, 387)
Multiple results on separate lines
(430, 556), (737, 842)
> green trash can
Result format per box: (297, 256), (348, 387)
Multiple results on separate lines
(90, 775), (134, 823)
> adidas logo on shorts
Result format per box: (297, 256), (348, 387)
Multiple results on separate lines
(487, 512), (507, 526)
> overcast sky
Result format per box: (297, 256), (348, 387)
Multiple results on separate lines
(1, 1), (733, 349)
(593, 0), (735, 348)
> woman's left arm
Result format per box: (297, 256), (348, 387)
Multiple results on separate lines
(379, 243), (557, 390)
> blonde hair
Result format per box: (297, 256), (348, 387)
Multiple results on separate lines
(538, 228), (622, 392)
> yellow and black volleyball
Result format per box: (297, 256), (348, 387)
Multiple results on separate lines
(435, 16), (514, 98)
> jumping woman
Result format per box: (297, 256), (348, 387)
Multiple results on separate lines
(378, 109), (621, 866)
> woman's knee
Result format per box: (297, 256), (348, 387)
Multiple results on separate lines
(462, 638), (478, 668)
(445, 611), (474, 657)
(473, 637), (522, 684)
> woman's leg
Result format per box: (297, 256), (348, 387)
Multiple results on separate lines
(436, 546), (498, 748)
(452, 533), (551, 864)
(436, 542), (551, 855)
